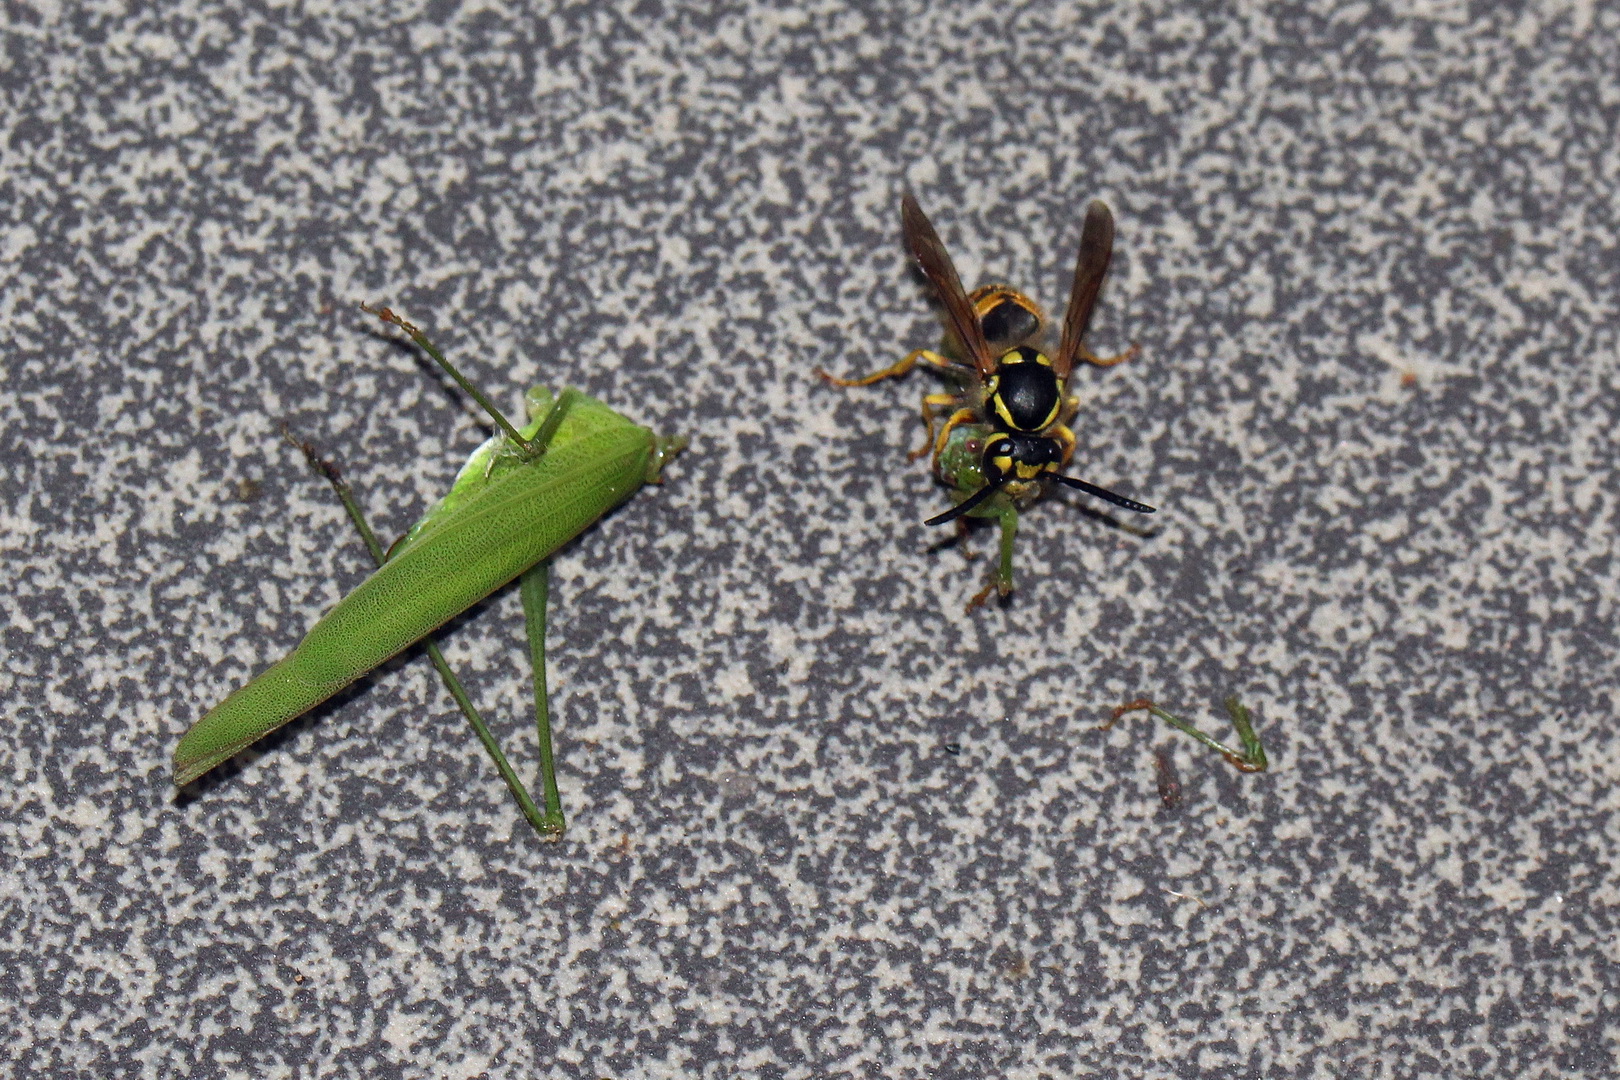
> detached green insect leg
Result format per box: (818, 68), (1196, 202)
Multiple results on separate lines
(1104, 695), (1269, 773)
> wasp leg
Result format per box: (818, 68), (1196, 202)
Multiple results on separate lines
(816, 348), (959, 387)
(932, 406), (980, 460)
(1102, 696), (1269, 773)
(1078, 342), (1140, 368)
(913, 392), (964, 461)
(966, 503), (1019, 610)
(1048, 424), (1077, 470)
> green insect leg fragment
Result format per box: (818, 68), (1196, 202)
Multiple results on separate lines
(519, 562), (563, 835)
(1105, 695), (1270, 773)
(995, 505), (1018, 595)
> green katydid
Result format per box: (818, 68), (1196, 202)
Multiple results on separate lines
(174, 306), (685, 837)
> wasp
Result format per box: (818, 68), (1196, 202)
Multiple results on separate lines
(821, 194), (1155, 606)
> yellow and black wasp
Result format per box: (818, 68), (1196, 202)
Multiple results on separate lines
(821, 194), (1155, 606)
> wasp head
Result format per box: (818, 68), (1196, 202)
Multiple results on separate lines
(982, 431), (1063, 498)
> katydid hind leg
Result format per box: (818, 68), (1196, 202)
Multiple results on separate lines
(526, 388), (581, 458)
(520, 560), (565, 835)
(291, 428), (564, 838)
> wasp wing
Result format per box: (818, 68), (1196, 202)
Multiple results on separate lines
(1052, 200), (1116, 379)
(902, 193), (997, 378)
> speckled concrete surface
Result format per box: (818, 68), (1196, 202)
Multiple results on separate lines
(4, 2), (1618, 1077)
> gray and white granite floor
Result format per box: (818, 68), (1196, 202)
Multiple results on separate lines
(4, 2), (1617, 1077)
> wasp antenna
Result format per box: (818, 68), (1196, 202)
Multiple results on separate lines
(924, 477), (1009, 526)
(1051, 473), (1155, 514)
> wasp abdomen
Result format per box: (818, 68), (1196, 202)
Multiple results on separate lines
(979, 295), (1043, 350)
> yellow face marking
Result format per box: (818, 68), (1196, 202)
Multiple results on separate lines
(1014, 461), (1046, 480)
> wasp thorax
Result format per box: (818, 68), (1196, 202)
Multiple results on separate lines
(986, 345), (1063, 433)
